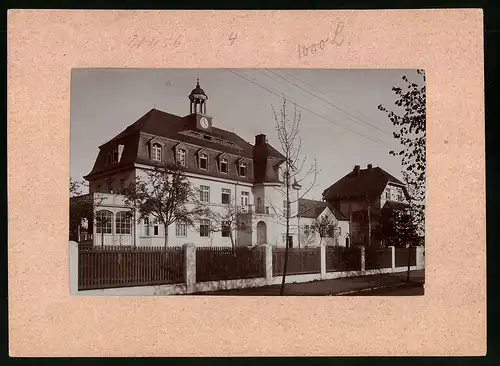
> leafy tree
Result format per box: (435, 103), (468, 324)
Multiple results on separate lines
(69, 178), (92, 241)
(120, 162), (204, 248)
(378, 69), (426, 233)
(378, 70), (426, 282)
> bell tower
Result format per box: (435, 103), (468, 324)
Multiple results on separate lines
(189, 77), (208, 115)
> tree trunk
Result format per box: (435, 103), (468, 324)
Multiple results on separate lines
(164, 224), (169, 249)
(280, 170), (290, 296)
(406, 243), (412, 283)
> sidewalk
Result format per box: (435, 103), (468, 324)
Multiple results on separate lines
(192, 270), (425, 296)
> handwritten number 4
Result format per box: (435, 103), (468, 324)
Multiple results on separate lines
(229, 33), (237, 45)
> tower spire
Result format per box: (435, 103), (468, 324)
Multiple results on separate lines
(189, 75), (208, 114)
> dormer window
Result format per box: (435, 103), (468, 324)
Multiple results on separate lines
(239, 162), (247, 177)
(220, 157), (228, 174)
(199, 153), (208, 170)
(177, 148), (186, 166)
(105, 146), (120, 166)
(385, 191), (391, 200)
(152, 143), (162, 161)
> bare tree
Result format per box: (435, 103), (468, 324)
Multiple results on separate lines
(312, 215), (339, 247)
(271, 98), (319, 296)
(120, 162), (205, 248)
(200, 198), (253, 251)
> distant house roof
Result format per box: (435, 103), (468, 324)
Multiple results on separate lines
(298, 198), (349, 221)
(382, 200), (409, 211)
(322, 165), (408, 201)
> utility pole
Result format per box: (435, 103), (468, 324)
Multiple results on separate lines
(365, 188), (372, 247)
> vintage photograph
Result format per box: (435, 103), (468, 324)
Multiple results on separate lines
(69, 68), (426, 296)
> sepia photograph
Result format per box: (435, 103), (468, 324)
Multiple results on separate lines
(69, 68), (426, 296)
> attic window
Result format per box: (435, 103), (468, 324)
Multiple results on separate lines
(199, 153), (208, 170)
(105, 147), (119, 166)
(203, 135), (212, 141)
(152, 143), (162, 161)
(220, 157), (228, 174)
(239, 162), (247, 177)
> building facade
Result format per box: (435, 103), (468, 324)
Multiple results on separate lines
(297, 198), (350, 248)
(322, 164), (409, 247)
(82, 79), (307, 248)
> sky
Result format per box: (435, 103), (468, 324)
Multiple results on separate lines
(70, 68), (423, 200)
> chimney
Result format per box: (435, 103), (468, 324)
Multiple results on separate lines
(255, 134), (267, 146)
(354, 165), (360, 176)
(367, 164), (372, 171)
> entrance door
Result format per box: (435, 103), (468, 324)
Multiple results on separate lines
(256, 221), (267, 245)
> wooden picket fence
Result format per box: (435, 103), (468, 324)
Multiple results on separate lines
(272, 247), (322, 276)
(78, 245), (185, 290)
(325, 246), (362, 272)
(196, 246), (266, 282)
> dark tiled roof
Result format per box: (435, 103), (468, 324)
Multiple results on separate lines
(382, 200), (409, 211)
(298, 198), (349, 221)
(322, 166), (407, 201)
(85, 108), (285, 181)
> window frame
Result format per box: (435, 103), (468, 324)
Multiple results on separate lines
(200, 185), (210, 203)
(115, 211), (131, 235)
(175, 222), (187, 237)
(199, 153), (208, 170)
(221, 188), (231, 205)
(177, 148), (187, 167)
(152, 143), (162, 162)
(96, 210), (113, 234)
(238, 162), (247, 177)
(240, 191), (249, 206)
(220, 157), (228, 174)
(221, 221), (231, 237)
(200, 219), (210, 237)
(143, 217), (150, 237)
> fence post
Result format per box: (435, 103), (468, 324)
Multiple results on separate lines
(262, 244), (273, 285)
(416, 246), (425, 269)
(390, 246), (396, 272)
(320, 245), (326, 279)
(360, 246), (366, 272)
(183, 243), (196, 294)
(69, 241), (78, 295)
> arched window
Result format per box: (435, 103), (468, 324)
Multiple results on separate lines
(177, 148), (186, 166)
(152, 143), (162, 161)
(116, 211), (131, 234)
(199, 153), (208, 170)
(143, 217), (150, 236)
(96, 210), (112, 234)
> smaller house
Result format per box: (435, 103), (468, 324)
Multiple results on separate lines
(298, 198), (350, 247)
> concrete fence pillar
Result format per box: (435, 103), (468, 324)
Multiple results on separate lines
(320, 245), (326, 279)
(390, 246), (396, 272)
(416, 246), (425, 269)
(183, 243), (196, 294)
(69, 241), (79, 295)
(261, 244), (273, 285)
(360, 246), (366, 272)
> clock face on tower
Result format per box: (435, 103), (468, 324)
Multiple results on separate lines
(200, 117), (209, 129)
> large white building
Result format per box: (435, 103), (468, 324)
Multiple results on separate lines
(82, 79), (331, 248)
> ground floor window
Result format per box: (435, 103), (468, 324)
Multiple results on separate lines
(221, 221), (231, 237)
(143, 217), (150, 236)
(96, 210), (112, 234)
(200, 220), (210, 237)
(176, 222), (187, 237)
(115, 211), (131, 234)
